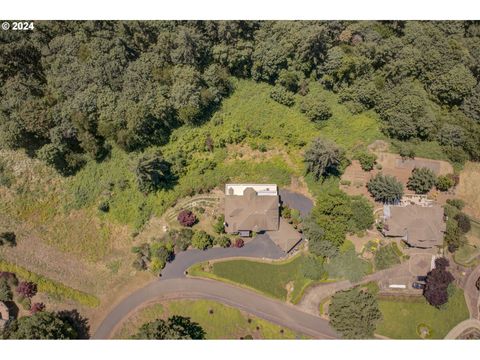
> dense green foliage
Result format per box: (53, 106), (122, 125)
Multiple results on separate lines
(329, 288), (382, 339)
(367, 173), (404, 203)
(325, 249), (370, 282)
(0, 277), (13, 302)
(191, 231), (214, 250)
(309, 190), (374, 250)
(1, 21), (479, 179)
(132, 315), (206, 339)
(355, 151), (377, 171)
(374, 243), (402, 270)
(3, 311), (79, 339)
(406, 167), (437, 194)
(300, 256), (327, 280)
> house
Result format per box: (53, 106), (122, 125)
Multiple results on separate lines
(224, 184), (280, 236)
(382, 203), (446, 248)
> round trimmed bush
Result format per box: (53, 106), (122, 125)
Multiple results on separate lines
(177, 210), (197, 227)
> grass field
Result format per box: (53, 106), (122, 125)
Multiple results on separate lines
(113, 299), (306, 339)
(454, 244), (480, 267)
(376, 288), (469, 339)
(188, 255), (314, 303)
(457, 162), (480, 220)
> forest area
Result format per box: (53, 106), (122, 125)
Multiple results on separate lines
(1, 20), (479, 178)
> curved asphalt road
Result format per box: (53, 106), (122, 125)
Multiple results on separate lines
(93, 278), (338, 339)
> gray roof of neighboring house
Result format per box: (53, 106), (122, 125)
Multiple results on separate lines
(224, 185), (279, 233)
(383, 205), (446, 248)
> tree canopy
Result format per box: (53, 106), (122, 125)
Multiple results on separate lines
(329, 287), (382, 339)
(367, 173), (404, 203)
(304, 137), (346, 179)
(132, 315), (206, 339)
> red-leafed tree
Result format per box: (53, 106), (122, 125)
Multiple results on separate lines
(423, 258), (454, 307)
(30, 302), (46, 314)
(16, 281), (38, 298)
(177, 210), (197, 227)
(233, 238), (245, 248)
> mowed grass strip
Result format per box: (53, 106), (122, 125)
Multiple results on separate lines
(195, 255), (310, 301)
(376, 288), (469, 339)
(0, 259), (100, 308)
(114, 299), (305, 339)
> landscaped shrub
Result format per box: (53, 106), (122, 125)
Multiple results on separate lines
(168, 228), (194, 251)
(374, 243), (402, 270)
(407, 167), (437, 194)
(16, 281), (38, 298)
(213, 215), (225, 234)
(269, 86), (295, 107)
(355, 152), (377, 172)
(436, 174), (456, 191)
(454, 213), (471, 234)
(177, 210), (197, 227)
(446, 198), (465, 210)
(423, 258), (454, 307)
(0, 260), (100, 307)
(30, 302), (46, 314)
(0, 232), (16, 247)
(215, 235), (231, 248)
(233, 238), (245, 248)
(0, 277), (12, 302)
(191, 231), (214, 250)
(398, 144), (416, 160)
(18, 296), (32, 310)
(367, 173), (404, 203)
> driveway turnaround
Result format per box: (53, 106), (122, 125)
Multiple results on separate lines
(93, 278), (339, 339)
(161, 233), (285, 279)
(279, 189), (314, 217)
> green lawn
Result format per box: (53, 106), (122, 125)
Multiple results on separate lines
(376, 288), (469, 339)
(454, 244), (480, 267)
(113, 299), (307, 339)
(188, 255), (315, 303)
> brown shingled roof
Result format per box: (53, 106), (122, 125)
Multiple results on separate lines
(383, 205), (446, 248)
(224, 186), (279, 233)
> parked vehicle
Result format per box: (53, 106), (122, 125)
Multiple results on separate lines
(412, 282), (425, 290)
(416, 276), (427, 282)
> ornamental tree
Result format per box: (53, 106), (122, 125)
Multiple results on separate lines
(177, 210), (197, 227)
(16, 281), (37, 298)
(304, 138), (346, 179)
(423, 257), (454, 307)
(367, 173), (404, 203)
(407, 167), (437, 194)
(329, 287), (382, 339)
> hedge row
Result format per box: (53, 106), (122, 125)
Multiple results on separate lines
(0, 259), (100, 308)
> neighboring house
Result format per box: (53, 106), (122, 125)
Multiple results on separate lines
(382, 203), (446, 248)
(224, 184), (280, 236)
(224, 184), (303, 253)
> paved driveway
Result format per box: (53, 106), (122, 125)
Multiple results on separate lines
(279, 189), (314, 217)
(93, 278), (338, 339)
(161, 233), (285, 279)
